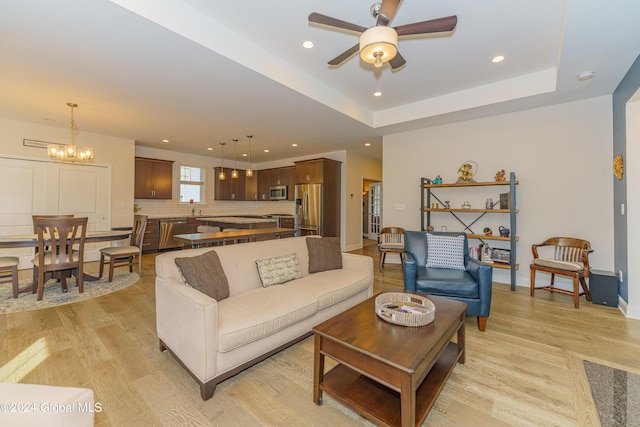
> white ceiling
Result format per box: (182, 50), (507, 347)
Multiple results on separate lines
(1, 0), (639, 163)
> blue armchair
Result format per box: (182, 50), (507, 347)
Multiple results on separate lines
(403, 231), (493, 331)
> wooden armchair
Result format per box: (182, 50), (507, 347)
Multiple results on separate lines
(530, 237), (593, 308)
(377, 227), (405, 272)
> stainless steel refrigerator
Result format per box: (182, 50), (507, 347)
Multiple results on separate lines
(295, 183), (323, 236)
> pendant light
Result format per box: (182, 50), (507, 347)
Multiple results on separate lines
(231, 139), (239, 179)
(245, 135), (253, 177)
(218, 142), (226, 180)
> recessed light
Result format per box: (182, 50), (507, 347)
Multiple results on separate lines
(365, 142), (371, 146)
(292, 143), (298, 147)
(302, 41), (314, 49)
(577, 70), (595, 81)
(491, 55), (504, 63)
(373, 91), (382, 97)
(207, 147), (213, 151)
(242, 153), (248, 157)
(162, 139), (170, 143)
(263, 149), (269, 153)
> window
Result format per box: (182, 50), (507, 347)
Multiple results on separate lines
(180, 165), (205, 203)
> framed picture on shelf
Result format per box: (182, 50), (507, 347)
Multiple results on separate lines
(499, 193), (510, 209)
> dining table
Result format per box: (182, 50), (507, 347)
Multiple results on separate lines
(0, 230), (132, 282)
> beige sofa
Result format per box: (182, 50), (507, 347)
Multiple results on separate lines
(155, 236), (373, 400)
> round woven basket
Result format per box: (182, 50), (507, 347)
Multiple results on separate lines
(375, 292), (436, 327)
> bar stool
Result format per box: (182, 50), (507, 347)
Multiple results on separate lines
(0, 256), (22, 298)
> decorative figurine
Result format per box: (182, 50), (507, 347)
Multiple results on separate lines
(499, 226), (510, 237)
(457, 161), (477, 183)
(443, 200), (450, 209)
(483, 227), (493, 236)
(494, 169), (506, 182)
(462, 201), (471, 209)
(432, 175), (443, 184)
(614, 154), (623, 181)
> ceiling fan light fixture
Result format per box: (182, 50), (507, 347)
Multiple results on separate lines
(359, 26), (397, 67)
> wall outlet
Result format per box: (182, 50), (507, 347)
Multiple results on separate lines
(621, 203), (625, 215)
(619, 270), (624, 282)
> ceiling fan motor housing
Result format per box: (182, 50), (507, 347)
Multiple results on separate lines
(359, 26), (398, 65)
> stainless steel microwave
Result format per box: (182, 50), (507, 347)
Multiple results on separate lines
(270, 185), (288, 200)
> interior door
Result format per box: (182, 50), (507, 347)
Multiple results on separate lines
(368, 182), (381, 240)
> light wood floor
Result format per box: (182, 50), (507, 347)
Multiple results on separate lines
(2, 241), (639, 426)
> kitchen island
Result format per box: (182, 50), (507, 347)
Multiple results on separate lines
(196, 217), (278, 230)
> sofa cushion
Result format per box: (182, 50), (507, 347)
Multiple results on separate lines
(533, 258), (584, 272)
(426, 233), (466, 271)
(415, 266), (479, 298)
(217, 286), (317, 352)
(174, 250), (230, 301)
(256, 253), (303, 287)
(285, 269), (371, 310)
(307, 237), (342, 273)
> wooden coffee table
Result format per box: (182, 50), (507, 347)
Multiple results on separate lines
(313, 292), (466, 427)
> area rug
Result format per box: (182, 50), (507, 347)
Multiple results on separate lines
(584, 360), (640, 427)
(0, 272), (139, 314)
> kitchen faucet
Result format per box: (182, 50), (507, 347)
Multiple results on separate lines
(191, 207), (196, 216)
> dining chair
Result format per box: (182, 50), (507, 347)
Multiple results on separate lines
(0, 256), (23, 298)
(530, 237), (593, 308)
(31, 217), (88, 301)
(377, 227), (405, 272)
(98, 214), (148, 281)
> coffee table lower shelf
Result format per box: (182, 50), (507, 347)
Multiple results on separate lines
(319, 342), (462, 427)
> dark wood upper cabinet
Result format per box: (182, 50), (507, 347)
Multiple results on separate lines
(214, 167), (246, 201)
(135, 157), (173, 199)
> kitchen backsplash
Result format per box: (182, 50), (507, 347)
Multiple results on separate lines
(134, 199), (295, 217)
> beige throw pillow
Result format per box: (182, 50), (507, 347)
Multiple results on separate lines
(306, 237), (342, 273)
(255, 253), (303, 287)
(174, 250), (230, 301)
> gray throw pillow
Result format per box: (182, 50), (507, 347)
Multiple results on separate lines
(306, 237), (342, 273)
(255, 253), (303, 287)
(174, 250), (230, 301)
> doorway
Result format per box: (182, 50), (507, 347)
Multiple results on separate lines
(367, 181), (381, 240)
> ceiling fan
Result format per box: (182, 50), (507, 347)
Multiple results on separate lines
(309, 0), (457, 69)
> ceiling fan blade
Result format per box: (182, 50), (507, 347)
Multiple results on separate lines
(309, 12), (367, 33)
(389, 52), (406, 69)
(376, 0), (401, 26)
(328, 44), (360, 66)
(395, 15), (458, 36)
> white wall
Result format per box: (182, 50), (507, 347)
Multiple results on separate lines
(0, 116), (135, 228)
(626, 96), (640, 317)
(382, 96), (614, 289)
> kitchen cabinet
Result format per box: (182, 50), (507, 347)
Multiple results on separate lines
(214, 167), (246, 201)
(280, 216), (294, 229)
(141, 218), (160, 254)
(257, 169), (272, 201)
(256, 166), (295, 201)
(135, 157), (173, 199)
(295, 158), (339, 184)
(245, 171), (258, 201)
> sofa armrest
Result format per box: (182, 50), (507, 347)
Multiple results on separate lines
(403, 252), (417, 291)
(155, 277), (220, 382)
(466, 258), (493, 316)
(341, 252), (373, 272)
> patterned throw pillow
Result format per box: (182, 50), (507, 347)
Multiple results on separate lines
(255, 253), (303, 287)
(426, 233), (466, 271)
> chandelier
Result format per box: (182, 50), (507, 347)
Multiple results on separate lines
(47, 103), (94, 162)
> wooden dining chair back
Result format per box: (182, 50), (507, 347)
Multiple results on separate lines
(31, 217), (88, 301)
(377, 227), (405, 272)
(530, 237), (593, 308)
(32, 214), (74, 254)
(98, 214), (148, 282)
